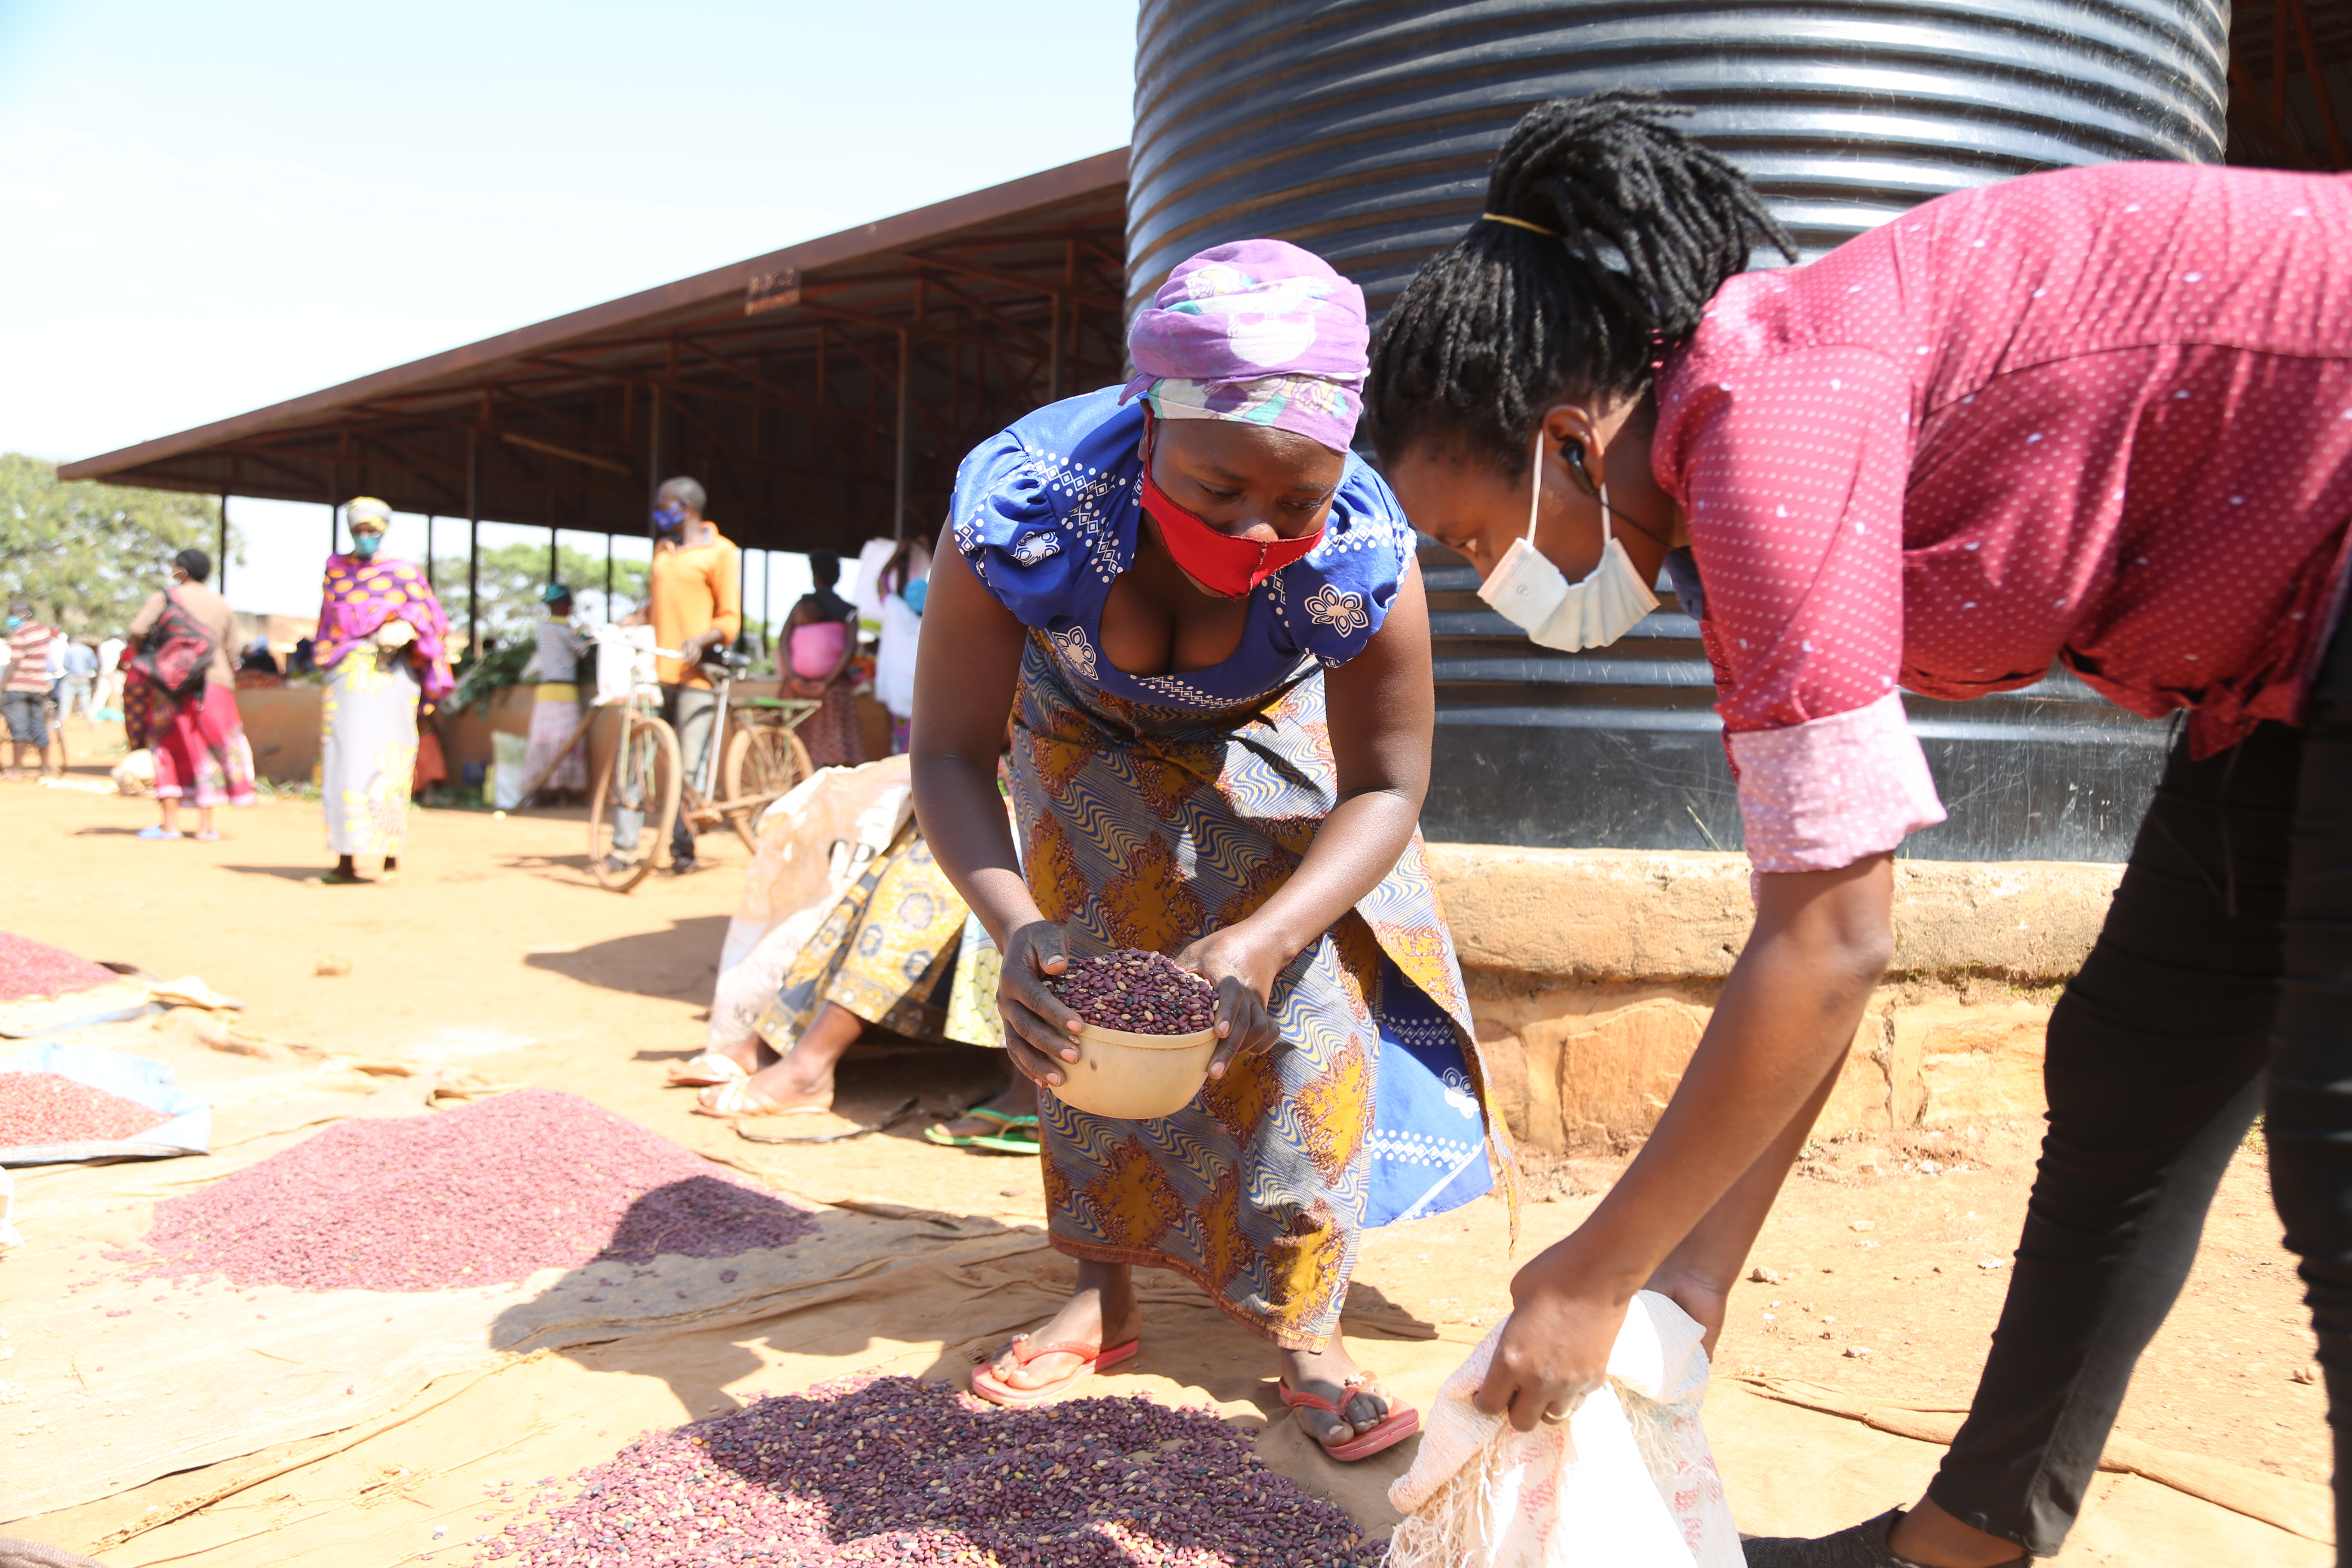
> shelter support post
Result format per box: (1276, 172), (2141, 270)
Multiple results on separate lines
(466, 428), (481, 661)
(606, 532), (615, 615)
(894, 329), (909, 541)
(648, 387), (663, 521)
(550, 527), (559, 588)
(218, 494), (228, 597)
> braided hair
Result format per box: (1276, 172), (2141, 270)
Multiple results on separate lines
(1367, 91), (1793, 473)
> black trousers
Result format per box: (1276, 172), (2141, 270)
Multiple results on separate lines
(1928, 625), (2352, 1559)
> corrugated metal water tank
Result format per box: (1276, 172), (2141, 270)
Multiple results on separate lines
(1129, 0), (2228, 859)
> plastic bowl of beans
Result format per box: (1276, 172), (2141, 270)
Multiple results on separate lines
(1045, 949), (1221, 1120)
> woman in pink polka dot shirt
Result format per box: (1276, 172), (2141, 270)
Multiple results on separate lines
(1372, 92), (2352, 1567)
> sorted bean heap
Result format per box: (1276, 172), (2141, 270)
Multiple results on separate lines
(131, 1088), (818, 1292)
(486, 1374), (1381, 1567)
(0, 1072), (170, 1146)
(0, 932), (119, 1001)
(1050, 950), (1216, 1036)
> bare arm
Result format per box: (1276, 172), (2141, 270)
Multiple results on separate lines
(821, 617), (857, 686)
(909, 533), (1080, 1088)
(1475, 855), (1895, 1428)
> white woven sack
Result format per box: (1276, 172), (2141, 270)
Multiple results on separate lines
(1386, 1290), (1740, 1568)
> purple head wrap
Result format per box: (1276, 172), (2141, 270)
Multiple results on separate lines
(1120, 239), (1368, 454)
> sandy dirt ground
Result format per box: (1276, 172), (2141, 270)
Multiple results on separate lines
(0, 749), (2332, 1562)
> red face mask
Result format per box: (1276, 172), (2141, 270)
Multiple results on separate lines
(1137, 417), (1328, 598)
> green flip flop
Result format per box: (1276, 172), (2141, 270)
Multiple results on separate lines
(971, 1130), (1043, 1156)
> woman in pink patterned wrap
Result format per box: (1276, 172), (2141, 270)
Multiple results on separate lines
(312, 497), (453, 885)
(1369, 92), (2352, 1566)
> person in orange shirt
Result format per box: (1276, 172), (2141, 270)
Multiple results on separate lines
(644, 475), (739, 875)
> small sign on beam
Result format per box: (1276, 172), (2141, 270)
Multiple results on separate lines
(746, 267), (801, 316)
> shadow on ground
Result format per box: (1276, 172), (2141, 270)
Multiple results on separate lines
(526, 916), (731, 998)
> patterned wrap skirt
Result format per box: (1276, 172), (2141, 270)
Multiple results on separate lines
(756, 820), (973, 1049)
(799, 673), (868, 771)
(150, 684), (256, 809)
(321, 655), (419, 856)
(523, 682), (587, 794)
(1012, 632), (1513, 1350)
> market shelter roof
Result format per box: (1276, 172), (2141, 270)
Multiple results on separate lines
(59, 150), (1129, 555)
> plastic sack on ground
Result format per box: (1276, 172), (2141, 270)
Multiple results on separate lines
(709, 757), (913, 1049)
(1386, 1290), (1741, 1568)
(0, 1040), (212, 1166)
(491, 731), (532, 810)
(112, 747), (156, 796)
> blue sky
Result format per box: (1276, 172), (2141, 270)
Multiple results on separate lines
(0, 1), (1136, 613)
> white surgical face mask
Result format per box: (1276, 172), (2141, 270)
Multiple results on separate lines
(1475, 432), (1659, 651)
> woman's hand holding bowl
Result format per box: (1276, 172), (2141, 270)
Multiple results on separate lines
(996, 920), (1083, 1089)
(1174, 923), (1281, 1080)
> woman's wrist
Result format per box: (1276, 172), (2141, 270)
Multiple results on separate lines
(1512, 1228), (1654, 1313)
(1195, 917), (1291, 996)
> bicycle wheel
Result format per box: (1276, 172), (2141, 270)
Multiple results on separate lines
(586, 709), (681, 892)
(718, 721), (814, 852)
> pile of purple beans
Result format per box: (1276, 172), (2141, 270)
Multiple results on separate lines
(127, 1088), (818, 1292)
(484, 1374), (1381, 1567)
(0, 1071), (169, 1145)
(1049, 951), (1217, 1036)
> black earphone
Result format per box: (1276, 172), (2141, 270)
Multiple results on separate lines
(1565, 441), (1601, 497)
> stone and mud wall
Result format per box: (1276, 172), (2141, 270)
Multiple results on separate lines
(1428, 846), (2117, 1153)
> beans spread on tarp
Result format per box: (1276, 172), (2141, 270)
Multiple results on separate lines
(125, 1088), (818, 1291)
(0, 1071), (170, 1145)
(0, 931), (119, 1002)
(1049, 951), (1217, 1036)
(482, 1373), (1381, 1566)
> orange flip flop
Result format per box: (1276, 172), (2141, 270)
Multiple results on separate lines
(969, 1335), (1140, 1408)
(1276, 1376), (1420, 1461)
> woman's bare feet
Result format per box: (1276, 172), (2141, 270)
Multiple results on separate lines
(984, 1261), (1142, 1393)
(1282, 1338), (1395, 1450)
(933, 1075), (1040, 1140)
(668, 1033), (779, 1086)
(692, 1002), (861, 1116)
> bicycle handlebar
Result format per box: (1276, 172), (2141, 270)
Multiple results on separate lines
(649, 647), (752, 676)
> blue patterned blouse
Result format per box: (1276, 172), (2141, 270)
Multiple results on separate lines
(950, 388), (1416, 708)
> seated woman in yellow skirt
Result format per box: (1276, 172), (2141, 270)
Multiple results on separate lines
(688, 817), (1036, 1146)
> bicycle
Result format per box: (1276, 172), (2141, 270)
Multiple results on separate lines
(585, 647), (818, 892)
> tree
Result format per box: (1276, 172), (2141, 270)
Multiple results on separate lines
(0, 454), (232, 633)
(432, 541), (648, 654)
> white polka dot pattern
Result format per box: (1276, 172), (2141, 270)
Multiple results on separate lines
(1655, 162), (2352, 872)
(1727, 692), (1946, 873)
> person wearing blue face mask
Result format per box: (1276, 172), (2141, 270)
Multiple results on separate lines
(628, 476), (739, 877)
(312, 498), (454, 882)
(122, 550), (250, 837)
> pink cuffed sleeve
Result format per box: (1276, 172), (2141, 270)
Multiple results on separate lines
(1655, 338), (1935, 871)
(1726, 691), (1945, 871)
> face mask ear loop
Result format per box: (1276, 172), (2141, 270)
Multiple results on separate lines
(1524, 432), (1546, 547)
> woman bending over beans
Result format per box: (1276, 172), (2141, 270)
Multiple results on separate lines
(911, 240), (1510, 1460)
(1368, 90), (2352, 1567)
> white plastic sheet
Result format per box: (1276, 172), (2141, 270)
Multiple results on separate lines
(0, 1040), (211, 1166)
(1387, 1290), (1742, 1568)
